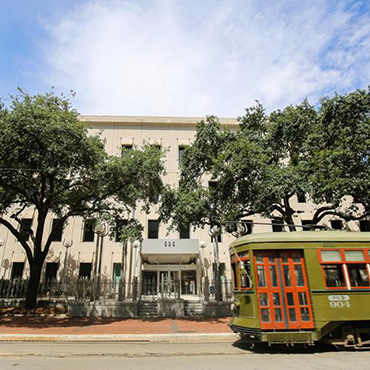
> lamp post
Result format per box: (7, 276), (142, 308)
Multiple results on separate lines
(209, 225), (222, 301)
(131, 240), (141, 300)
(62, 239), (73, 283)
(94, 223), (108, 300)
(0, 239), (5, 279)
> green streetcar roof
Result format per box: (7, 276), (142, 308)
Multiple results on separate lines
(229, 231), (370, 249)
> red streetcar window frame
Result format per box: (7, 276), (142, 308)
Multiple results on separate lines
(318, 248), (370, 290)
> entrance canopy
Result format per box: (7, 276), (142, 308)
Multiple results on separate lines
(142, 239), (199, 264)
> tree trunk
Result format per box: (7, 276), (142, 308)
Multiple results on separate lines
(25, 260), (43, 309)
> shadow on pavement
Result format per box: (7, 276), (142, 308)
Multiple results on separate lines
(232, 339), (338, 354)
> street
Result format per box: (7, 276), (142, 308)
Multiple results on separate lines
(0, 341), (369, 370)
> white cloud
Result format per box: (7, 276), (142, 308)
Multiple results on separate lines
(39, 0), (370, 116)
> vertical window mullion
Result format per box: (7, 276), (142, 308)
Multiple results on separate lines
(366, 263), (370, 282)
(343, 263), (351, 290)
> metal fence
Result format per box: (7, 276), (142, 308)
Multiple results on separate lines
(0, 277), (233, 303)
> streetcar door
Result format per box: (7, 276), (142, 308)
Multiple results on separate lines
(254, 250), (314, 330)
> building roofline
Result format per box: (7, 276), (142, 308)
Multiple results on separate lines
(230, 231), (370, 249)
(79, 115), (238, 126)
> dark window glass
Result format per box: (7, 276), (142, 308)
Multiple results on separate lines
(257, 265), (266, 287)
(19, 218), (32, 241)
(323, 264), (346, 287)
(231, 263), (238, 289)
(113, 263), (122, 282)
(151, 144), (162, 151)
(240, 260), (252, 288)
(331, 220), (343, 230)
(11, 262), (24, 280)
(211, 233), (222, 243)
(283, 265), (292, 286)
(179, 224), (190, 239)
(122, 144), (133, 150)
(259, 293), (268, 306)
(208, 181), (218, 191)
(45, 262), (58, 282)
(243, 221), (253, 234)
(360, 220), (370, 232)
(79, 263), (92, 278)
(289, 308), (297, 321)
(115, 219), (128, 242)
(347, 264), (370, 287)
(178, 146), (185, 162)
(148, 220), (159, 239)
(272, 218), (284, 232)
(83, 220), (95, 242)
(51, 219), (63, 242)
(301, 220), (312, 231)
(297, 192), (306, 203)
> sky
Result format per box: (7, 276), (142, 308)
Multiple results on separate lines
(0, 0), (370, 117)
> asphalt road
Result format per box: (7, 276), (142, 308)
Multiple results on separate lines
(0, 341), (369, 370)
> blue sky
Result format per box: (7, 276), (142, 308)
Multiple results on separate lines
(1, 0), (370, 117)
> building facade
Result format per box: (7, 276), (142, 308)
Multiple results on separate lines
(0, 115), (369, 300)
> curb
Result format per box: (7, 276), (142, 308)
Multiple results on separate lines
(0, 333), (238, 343)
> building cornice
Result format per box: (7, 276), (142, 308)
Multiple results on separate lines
(79, 115), (238, 126)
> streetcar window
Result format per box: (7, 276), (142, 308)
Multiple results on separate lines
(231, 263), (238, 289)
(344, 250), (365, 262)
(270, 265), (278, 287)
(257, 265), (266, 287)
(240, 260), (252, 289)
(347, 264), (370, 287)
(323, 265), (346, 287)
(294, 265), (305, 286)
(321, 250), (341, 262)
(261, 308), (270, 322)
(300, 307), (310, 321)
(283, 265), (292, 286)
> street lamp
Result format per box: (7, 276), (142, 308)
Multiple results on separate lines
(130, 240), (141, 299)
(62, 239), (73, 283)
(93, 223), (109, 300)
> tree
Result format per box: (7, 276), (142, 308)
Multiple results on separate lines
(0, 90), (165, 309)
(160, 115), (267, 233)
(304, 87), (370, 223)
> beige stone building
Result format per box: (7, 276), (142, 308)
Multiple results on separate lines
(0, 115), (368, 300)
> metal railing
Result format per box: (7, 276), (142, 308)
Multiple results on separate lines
(0, 277), (233, 303)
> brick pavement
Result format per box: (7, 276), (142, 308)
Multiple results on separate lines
(0, 316), (231, 335)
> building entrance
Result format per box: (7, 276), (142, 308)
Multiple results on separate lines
(142, 266), (198, 298)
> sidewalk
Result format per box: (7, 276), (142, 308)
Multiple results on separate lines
(0, 316), (236, 342)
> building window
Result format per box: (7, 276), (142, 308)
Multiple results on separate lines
(272, 218), (284, 232)
(178, 146), (186, 162)
(148, 220), (159, 239)
(79, 263), (92, 279)
(243, 221), (253, 235)
(319, 249), (370, 289)
(50, 219), (63, 242)
(83, 220), (95, 242)
(208, 181), (218, 191)
(151, 144), (162, 151)
(113, 263), (122, 283)
(301, 220), (312, 231)
(360, 220), (370, 232)
(179, 224), (190, 239)
(19, 218), (32, 241)
(45, 262), (59, 282)
(122, 144), (133, 151)
(297, 192), (306, 203)
(211, 233), (222, 243)
(11, 262), (25, 280)
(115, 219), (128, 243)
(331, 220), (343, 230)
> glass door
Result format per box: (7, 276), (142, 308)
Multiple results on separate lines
(254, 250), (314, 330)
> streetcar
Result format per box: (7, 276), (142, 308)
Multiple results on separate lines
(229, 231), (370, 348)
